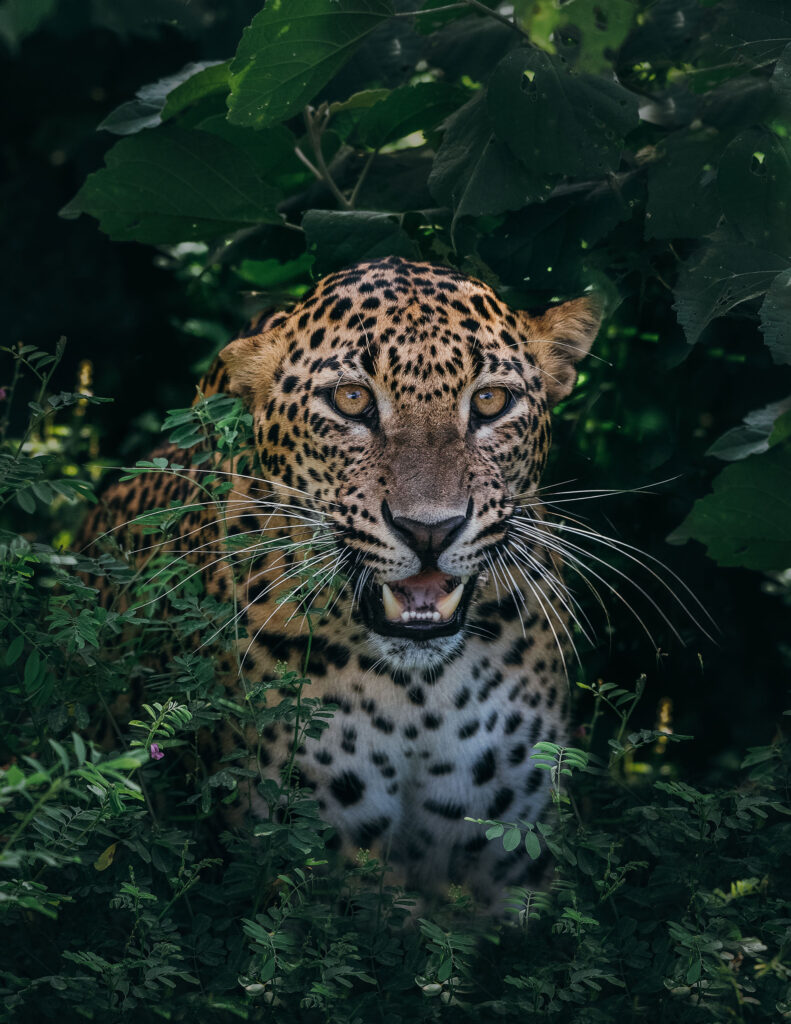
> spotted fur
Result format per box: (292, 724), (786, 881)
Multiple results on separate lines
(83, 257), (601, 909)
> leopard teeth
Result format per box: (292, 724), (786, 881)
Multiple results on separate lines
(382, 583), (404, 621)
(436, 583), (464, 620)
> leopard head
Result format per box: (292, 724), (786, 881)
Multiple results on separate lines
(220, 257), (601, 669)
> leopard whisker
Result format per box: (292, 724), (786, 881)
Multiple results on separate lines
(511, 519), (663, 647)
(505, 537), (596, 646)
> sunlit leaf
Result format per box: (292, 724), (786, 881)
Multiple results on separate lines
(228, 0), (394, 129)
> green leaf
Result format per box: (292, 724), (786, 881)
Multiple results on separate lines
(718, 129), (791, 256)
(670, 442), (791, 570)
(0, 0), (56, 49)
(760, 267), (791, 365)
(5, 635), (24, 666)
(707, 397), (791, 461)
(645, 129), (722, 240)
(428, 91), (538, 231)
(503, 827), (522, 852)
(228, 0), (394, 129)
(352, 82), (465, 150)
(23, 650), (41, 691)
(487, 48), (639, 188)
(522, 0), (637, 74)
(193, 118), (305, 189)
(673, 242), (788, 346)
(60, 127), (282, 244)
(98, 62), (228, 136)
(302, 210), (419, 274)
(524, 829), (542, 860)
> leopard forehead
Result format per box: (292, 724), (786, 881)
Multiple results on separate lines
(281, 256), (534, 386)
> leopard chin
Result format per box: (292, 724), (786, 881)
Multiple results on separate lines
(365, 631), (467, 672)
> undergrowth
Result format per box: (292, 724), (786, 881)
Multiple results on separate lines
(1, 345), (790, 1023)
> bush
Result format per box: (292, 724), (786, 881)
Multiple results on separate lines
(1, 1), (790, 1021)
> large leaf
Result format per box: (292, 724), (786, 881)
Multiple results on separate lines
(714, 0), (791, 66)
(351, 82), (465, 150)
(487, 48), (639, 189)
(302, 210), (419, 274)
(98, 62), (228, 136)
(760, 267), (791, 365)
(192, 117), (306, 189)
(428, 91), (539, 228)
(60, 127), (282, 244)
(718, 128), (791, 257)
(671, 442), (791, 571)
(673, 241), (788, 346)
(645, 129), (722, 240)
(228, 0), (393, 129)
(707, 397), (791, 461)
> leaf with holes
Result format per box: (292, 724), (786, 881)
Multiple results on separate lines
(673, 241), (788, 346)
(487, 48), (639, 190)
(718, 129), (791, 257)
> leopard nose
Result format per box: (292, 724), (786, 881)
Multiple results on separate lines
(382, 499), (472, 560)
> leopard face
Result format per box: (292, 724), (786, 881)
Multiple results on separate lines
(221, 257), (601, 672)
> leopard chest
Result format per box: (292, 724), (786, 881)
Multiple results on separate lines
(244, 625), (568, 893)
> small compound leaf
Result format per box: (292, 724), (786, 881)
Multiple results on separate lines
(707, 397), (791, 461)
(228, 0), (394, 129)
(302, 210), (418, 274)
(760, 267), (791, 365)
(718, 128), (791, 256)
(98, 61), (227, 135)
(670, 441), (791, 570)
(503, 827), (522, 852)
(487, 48), (639, 187)
(524, 829), (542, 860)
(673, 241), (788, 346)
(60, 127), (282, 244)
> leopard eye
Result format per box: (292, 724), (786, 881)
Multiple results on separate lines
(331, 383), (374, 419)
(471, 385), (511, 421)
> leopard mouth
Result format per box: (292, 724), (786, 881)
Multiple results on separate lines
(360, 569), (478, 640)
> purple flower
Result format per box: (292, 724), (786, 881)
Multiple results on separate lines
(0, 388), (7, 401)
(150, 743), (164, 761)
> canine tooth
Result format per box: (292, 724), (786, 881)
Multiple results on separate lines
(432, 611), (440, 622)
(382, 583), (404, 621)
(461, 575), (470, 583)
(436, 582), (464, 620)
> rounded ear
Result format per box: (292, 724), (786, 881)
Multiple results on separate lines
(522, 295), (604, 405)
(218, 325), (289, 404)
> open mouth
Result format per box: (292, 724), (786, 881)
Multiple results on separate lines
(360, 569), (478, 640)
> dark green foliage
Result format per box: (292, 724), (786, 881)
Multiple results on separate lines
(2, 0), (791, 1020)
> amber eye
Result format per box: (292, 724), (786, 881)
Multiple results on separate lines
(331, 383), (374, 419)
(471, 385), (511, 420)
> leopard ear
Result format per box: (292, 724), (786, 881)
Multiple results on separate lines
(218, 325), (289, 404)
(521, 295), (603, 405)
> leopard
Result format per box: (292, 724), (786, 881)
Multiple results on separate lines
(81, 255), (602, 911)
